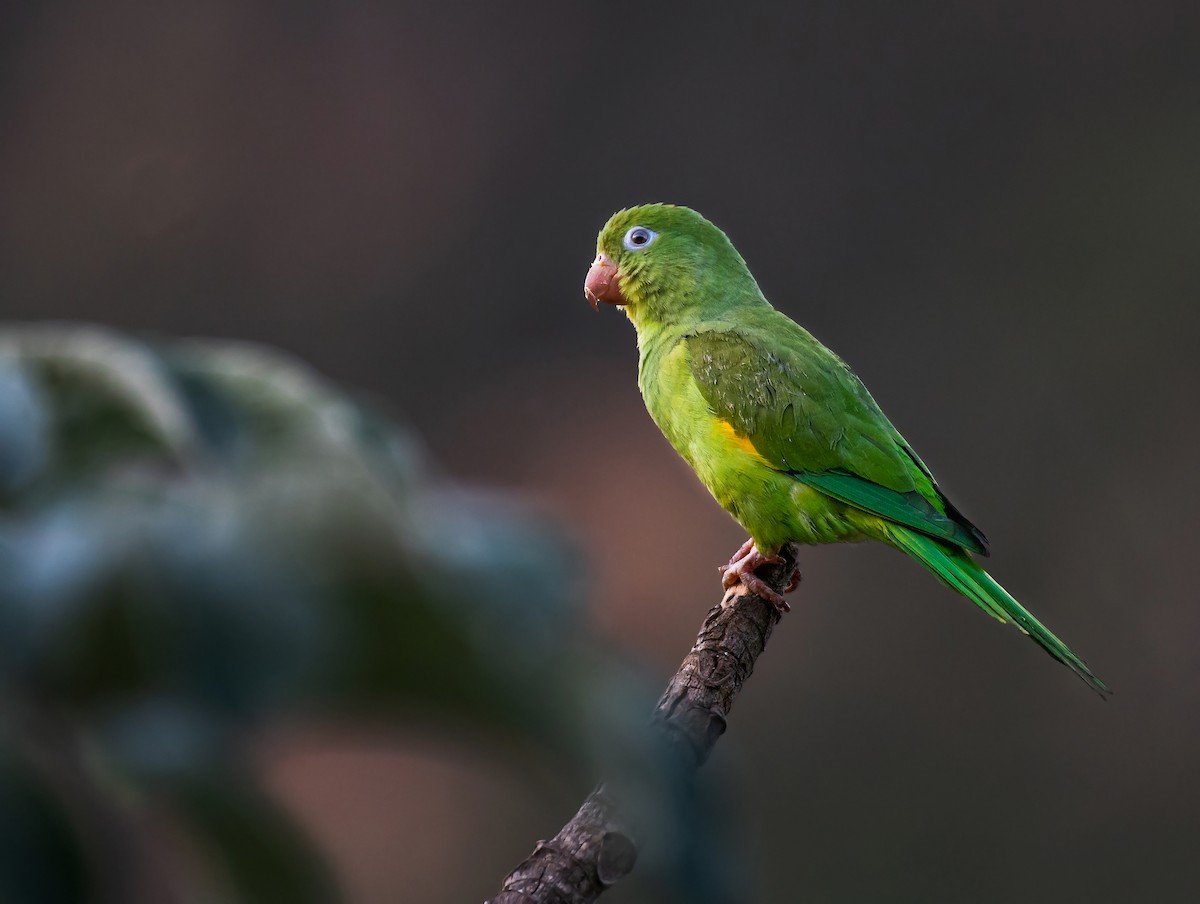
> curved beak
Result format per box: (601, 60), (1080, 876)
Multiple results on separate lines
(583, 252), (627, 311)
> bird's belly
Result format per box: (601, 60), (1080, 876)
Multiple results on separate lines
(646, 355), (865, 549)
(701, 461), (867, 549)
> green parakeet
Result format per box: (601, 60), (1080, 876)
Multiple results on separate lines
(584, 203), (1108, 696)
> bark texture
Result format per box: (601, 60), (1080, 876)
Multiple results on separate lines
(487, 545), (798, 904)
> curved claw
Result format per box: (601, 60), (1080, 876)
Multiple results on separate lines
(783, 567), (802, 594)
(721, 574), (791, 613)
(717, 540), (798, 614)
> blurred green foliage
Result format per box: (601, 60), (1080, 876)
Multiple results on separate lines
(0, 324), (597, 902)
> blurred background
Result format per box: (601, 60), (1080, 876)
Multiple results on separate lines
(2, 1), (1199, 902)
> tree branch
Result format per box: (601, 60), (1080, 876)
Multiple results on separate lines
(487, 544), (799, 904)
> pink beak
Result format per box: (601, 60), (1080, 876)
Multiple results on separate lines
(584, 252), (627, 310)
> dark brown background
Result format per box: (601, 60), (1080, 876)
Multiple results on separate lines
(3, 2), (1197, 901)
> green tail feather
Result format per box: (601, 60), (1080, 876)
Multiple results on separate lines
(885, 524), (1110, 697)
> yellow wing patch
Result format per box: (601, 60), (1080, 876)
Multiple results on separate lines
(715, 419), (772, 465)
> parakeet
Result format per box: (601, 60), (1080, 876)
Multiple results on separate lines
(584, 203), (1108, 695)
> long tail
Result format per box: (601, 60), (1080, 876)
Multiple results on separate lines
(884, 523), (1110, 697)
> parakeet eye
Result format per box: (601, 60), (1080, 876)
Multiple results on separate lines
(623, 226), (658, 251)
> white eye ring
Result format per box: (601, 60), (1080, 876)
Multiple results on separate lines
(623, 226), (658, 251)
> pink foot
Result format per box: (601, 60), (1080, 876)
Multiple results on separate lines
(717, 540), (800, 614)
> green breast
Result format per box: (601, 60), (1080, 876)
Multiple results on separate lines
(637, 330), (867, 549)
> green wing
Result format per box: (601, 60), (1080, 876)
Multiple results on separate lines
(683, 322), (988, 555)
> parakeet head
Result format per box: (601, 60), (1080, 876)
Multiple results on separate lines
(584, 204), (767, 329)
